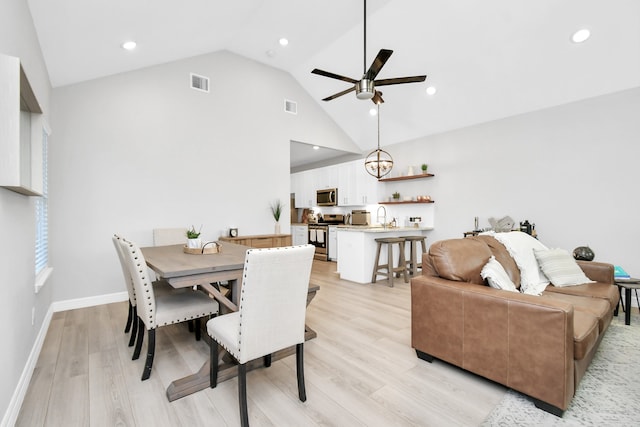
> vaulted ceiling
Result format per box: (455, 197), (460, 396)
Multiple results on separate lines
(27, 0), (640, 164)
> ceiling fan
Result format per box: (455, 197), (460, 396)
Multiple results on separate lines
(311, 0), (427, 104)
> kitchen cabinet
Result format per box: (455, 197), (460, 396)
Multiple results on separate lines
(292, 159), (380, 207)
(291, 225), (308, 246)
(316, 165), (338, 189)
(219, 234), (292, 248)
(337, 162), (356, 205)
(291, 170), (315, 208)
(0, 54), (44, 196)
(336, 159), (378, 206)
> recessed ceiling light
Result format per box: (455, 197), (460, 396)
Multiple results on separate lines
(279, 38), (289, 46)
(571, 29), (591, 43)
(426, 86), (437, 95)
(312, 145), (320, 150)
(121, 41), (137, 50)
(369, 108), (377, 116)
(266, 49), (276, 58)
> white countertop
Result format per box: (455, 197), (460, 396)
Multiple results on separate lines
(336, 225), (433, 233)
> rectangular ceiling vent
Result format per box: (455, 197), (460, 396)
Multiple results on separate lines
(284, 99), (297, 115)
(190, 73), (209, 93)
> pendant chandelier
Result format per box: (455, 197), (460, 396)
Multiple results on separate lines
(364, 101), (394, 179)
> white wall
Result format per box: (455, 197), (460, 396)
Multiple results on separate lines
(384, 87), (640, 274)
(48, 50), (357, 302)
(0, 0), (52, 422)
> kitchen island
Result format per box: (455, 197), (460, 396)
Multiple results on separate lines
(336, 226), (432, 284)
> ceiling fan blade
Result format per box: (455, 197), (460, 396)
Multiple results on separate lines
(311, 68), (358, 84)
(365, 49), (393, 80)
(322, 86), (356, 101)
(374, 75), (427, 86)
(371, 91), (385, 105)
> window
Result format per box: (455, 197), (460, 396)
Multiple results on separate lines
(35, 126), (50, 292)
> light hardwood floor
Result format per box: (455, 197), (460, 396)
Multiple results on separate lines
(16, 261), (505, 426)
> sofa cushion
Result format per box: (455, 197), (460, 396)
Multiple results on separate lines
(428, 238), (492, 285)
(542, 292), (611, 333)
(472, 235), (521, 289)
(545, 282), (620, 312)
(481, 256), (518, 292)
(534, 248), (594, 287)
(571, 310), (600, 361)
(491, 231), (550, 294)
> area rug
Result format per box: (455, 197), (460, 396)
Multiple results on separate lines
(482, 317), (640, 426)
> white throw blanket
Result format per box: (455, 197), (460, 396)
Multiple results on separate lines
(487, 231), (550, 295)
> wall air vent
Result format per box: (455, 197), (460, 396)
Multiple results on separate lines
(284, 99), (297, 115)
(190, 73), (209, 93)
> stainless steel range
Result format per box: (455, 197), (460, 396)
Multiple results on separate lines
(308, 214), (344, 261)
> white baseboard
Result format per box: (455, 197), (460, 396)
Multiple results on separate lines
(50, 291), (128, 313)
(1, 291), (128, 427)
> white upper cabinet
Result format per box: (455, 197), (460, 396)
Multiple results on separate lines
(291, 170), (315, 208)
(0, 54), (44, 196)
(293, 159), (379, 207)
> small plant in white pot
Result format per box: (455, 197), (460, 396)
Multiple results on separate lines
(270, 199), (283, 234)
(186, 225), (202, 249)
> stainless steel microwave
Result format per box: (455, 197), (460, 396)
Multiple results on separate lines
(317, 188), (338, 206)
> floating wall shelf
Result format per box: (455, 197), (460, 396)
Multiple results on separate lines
(378, 173), (434, 182)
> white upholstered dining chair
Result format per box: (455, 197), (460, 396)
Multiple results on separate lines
(112, 235), (176, 349)
(118, 237), (219, 380)
(152, 227), (187, 246)
(207, 244), (315, 427)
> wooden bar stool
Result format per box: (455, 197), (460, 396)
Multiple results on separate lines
(404, 236), (428, 276)
(372, 237), (408, 287)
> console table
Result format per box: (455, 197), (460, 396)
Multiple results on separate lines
(219, 233), (291, 248)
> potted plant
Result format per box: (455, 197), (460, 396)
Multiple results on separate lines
(392, 191), (401, 201)
(186, 225), (202, 249)
(270, 199), (284, 234)
(421, 163), (428, 174)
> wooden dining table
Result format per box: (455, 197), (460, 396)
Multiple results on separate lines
(140, 241), (319, 401)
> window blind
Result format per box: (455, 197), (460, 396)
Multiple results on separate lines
(35, 128), (48, 275)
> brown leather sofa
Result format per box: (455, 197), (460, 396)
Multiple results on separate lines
(411, 234), (618, 416)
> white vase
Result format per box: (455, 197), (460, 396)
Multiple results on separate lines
(187, 238), (201, 249)
(274, 222), (281, 234)
(408, 166), (414, 176)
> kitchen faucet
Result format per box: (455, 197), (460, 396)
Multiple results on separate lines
(376, 205), (387, 229)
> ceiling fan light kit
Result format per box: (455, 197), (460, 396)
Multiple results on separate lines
(356, 79), (375, 99)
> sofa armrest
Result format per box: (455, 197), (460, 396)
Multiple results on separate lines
(576, 261), (614, 285)
(411, 275), (575, 410)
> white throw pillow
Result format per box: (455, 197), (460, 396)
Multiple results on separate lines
(481, 256), (518, 292)
(534, 248), (595, 287)
(492, 231), (550, 293)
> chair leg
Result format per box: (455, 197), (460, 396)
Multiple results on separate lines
(142, 328), (155, 381)
(132, 317), (144, 360)
(128, 306), (138, 347)
(188, 319), (194, 333)
(263, 354), (272, 367)
(386, 243), (394, 287)
(125, 301), (133, 333)
(296, 343), (307, 402)
(238, 363), (249, 427)
(210, 341), (219, 388)
(195, 318), (201, 341)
